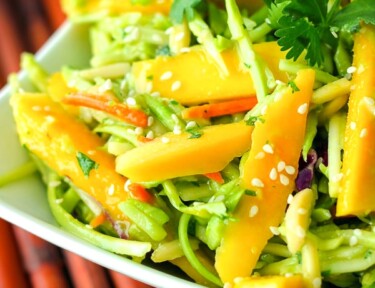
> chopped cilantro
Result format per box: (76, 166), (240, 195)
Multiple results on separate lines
(243, 62), (251, 69)
(321, 270), (331, 277)
(365, 250), (373, 260)
(146, 75), (154, 81)
(155, 45), (171, 56)
(169, 0), (204, 23)
(288, 81), (300, 93)
(246, 116), (265, 126)
(76, 152), (98, 177)
(296, 251), (302, 264)
(244, 190), (257, 196)
(169, 99), (179, 105)
(187, 127), (203, 139)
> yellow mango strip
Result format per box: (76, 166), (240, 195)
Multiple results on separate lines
(215, 69), (315, 284)
(62, 0), (172, 18)
(116, 121), (253, 182)
(337, 24), (375, 216)
(10, 93), (128, 222)
(132, 42), (289, 105)
(234, 275), (305, 288)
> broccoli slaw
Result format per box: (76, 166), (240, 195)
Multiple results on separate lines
(2, 0), (375, 287)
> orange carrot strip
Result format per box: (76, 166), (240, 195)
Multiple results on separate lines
(127, 183), (154, 203)
(89, 212), (107, 228)
(182, 97), (257, 119)
(64, 251), (111, 288)
(63, 92), (148, 127)
(204, 172), (224, 184)
(109, 270), (153, 288)
(0, 220), (28, 288)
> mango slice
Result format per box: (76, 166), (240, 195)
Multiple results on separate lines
(215, 69), (315, 284)
(116, 121), (253, 182)
(234, 275), (305, 288)
(10, 93), (128, 221)
(132, 42), (289, 105)
(336, 24), (375, 216)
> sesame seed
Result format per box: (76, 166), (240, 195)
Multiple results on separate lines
(215, 195), (225, 202)
(87, 150), (95, 155)
(127, 128), (135, 135)
(297, 208), (307, 215)
(350, 121), (357, 130)
(251, 178), (264, 188)
(185, 121), (197, 129)
(347, 66), (357, 74)
(360, 128), (368, 138)
(171, 113), (179, 123)
(146, 130), (154, 139)
(263, 143), (274, 154)
(287, 194), (294, 204)
(160, 71), (173, 81)
(161, 137), (170, 143)
(171, 80), (182, 91)
(280, 174), (290, 186)
(32, 105), (42, 111)
(285, 273), (294, 278)
(49, 181), (61, 188)
(124, 26), (135, 33)
(124, 179), (132, 191)
(332, 173), (343, 182)
(277, 161), (286, 172)
(135, 127), (143, 135)
(175, 31), (185, 41)
(165, 27), (173, 35)
(249, 205), (259, 218)
(261, 105), (268, 115)
(297, 103), (308, 114)
(357, 64), (365, 74)
(285, 165), (296, 175)
(312, 278), (322, 288)
(255, 151), (265, 159)
(296, 225), (306, 238)
(45, 116), (55, 123)
(150, 91), (161, 97)
(331, 30), (338, 38)
(350, 235), (358, 246)
(234, 277), (244, 284)
(126, 97), (137, 106)
(354, 229), (362, 236)
(55, 198), (64, 204)
(179, 47), (191, 53)
(269, 168), (278, 181)
(269, 226), (280, 235)
(85, 224), (93, 229)
(147, 116), (154, 126)
(173, 125), (182, 135)
(152, 34), (163, 43)
(44, 106), (50, 111)
(108, 184), (115, 196)
(98, 79), (112, 93)
(223, 283), (233, 288)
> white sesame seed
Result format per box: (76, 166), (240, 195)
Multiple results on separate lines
(98, 79), (112, 93)
(233, 277), (244, 284)
(127, 128), (136, 135)
(152, 34), (163, 43)
(277, 161), (286, 172)
(175, 31), (185, 41)
(44, 106), (50, 111)
(185, 121), (197, 129)
(354, 229), (362, 236)
(173, 125), (182, 135)
(332, 173), (343, 182)
(55, 198), (64, 204)
(135, 127), (143, 135)
(255, 151), (265, 159)
(265, 18), (271, 25)
(171, 80), (182, 91)
(269, 226), (280, 235)
(165, 27), (173, 35)
(223, 283), (233, 288)
(285, 273), (294, 278)
(350, 235), (358, 246)
(150, 91), (161, 97)
(249, 205), (259, 218)
(312, 278), (322, 288)
(261, 105), (268, 115)
(160, 71), (173, 81)
(331, 30), (338, 38)
(297, 208), (307, 215)
(350, 121), (357, 130)
(347, 66), (357, 74)
(287, 194), (294, 204)
(32, 105), (42, 111)
(124, 179), (132, 191)
(251, 178), (264, 188)
(297, 103), (308, 114)
(45, 116), (55, 123)
(126, 97), (137, 106)
(357, 64), (365, 74)
(179, 47), (191, 53)
(296, 225), (306, 238)
(215, 195), (225, 202)
(360, 128), (368, 138)
(171, 113), (179, 123)
(263, 143), (274, 154)
(147, 116), (154, 127)
(124, 26), (134, 33)
(269, 168), (278, 181)
(161, 136), (170, 143)
(146, 130), (154, 139)
(280, 174), (290, 186)
(285, 165), (296, 175)
(49, 181), (61, 188)
(108, 184), (115, 196)
(85, 224), (93, 229)
(87, 150), (95, 155)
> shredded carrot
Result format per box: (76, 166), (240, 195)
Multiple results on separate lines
(127, 183), (154, 203)
(89, 213), (107, 228)
(63, 92), (148, 127)
(204, 172), (224, 184)
(137, 135), (154, 143)
(181, 97), (257, 119)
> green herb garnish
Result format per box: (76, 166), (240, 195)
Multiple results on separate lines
(76, 152), (98, 177)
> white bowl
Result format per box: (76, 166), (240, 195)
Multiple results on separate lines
(0, 22), (202, 288)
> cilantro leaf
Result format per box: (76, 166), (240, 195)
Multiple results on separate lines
(170, 0), (203, 23)
(76, 152), (98, 177)
(332, 0), (375, 33)
(288, 81), (300, 93)
(186, 127), (203, 139)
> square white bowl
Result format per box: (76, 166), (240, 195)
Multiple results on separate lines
(0, 22), (202, 288)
